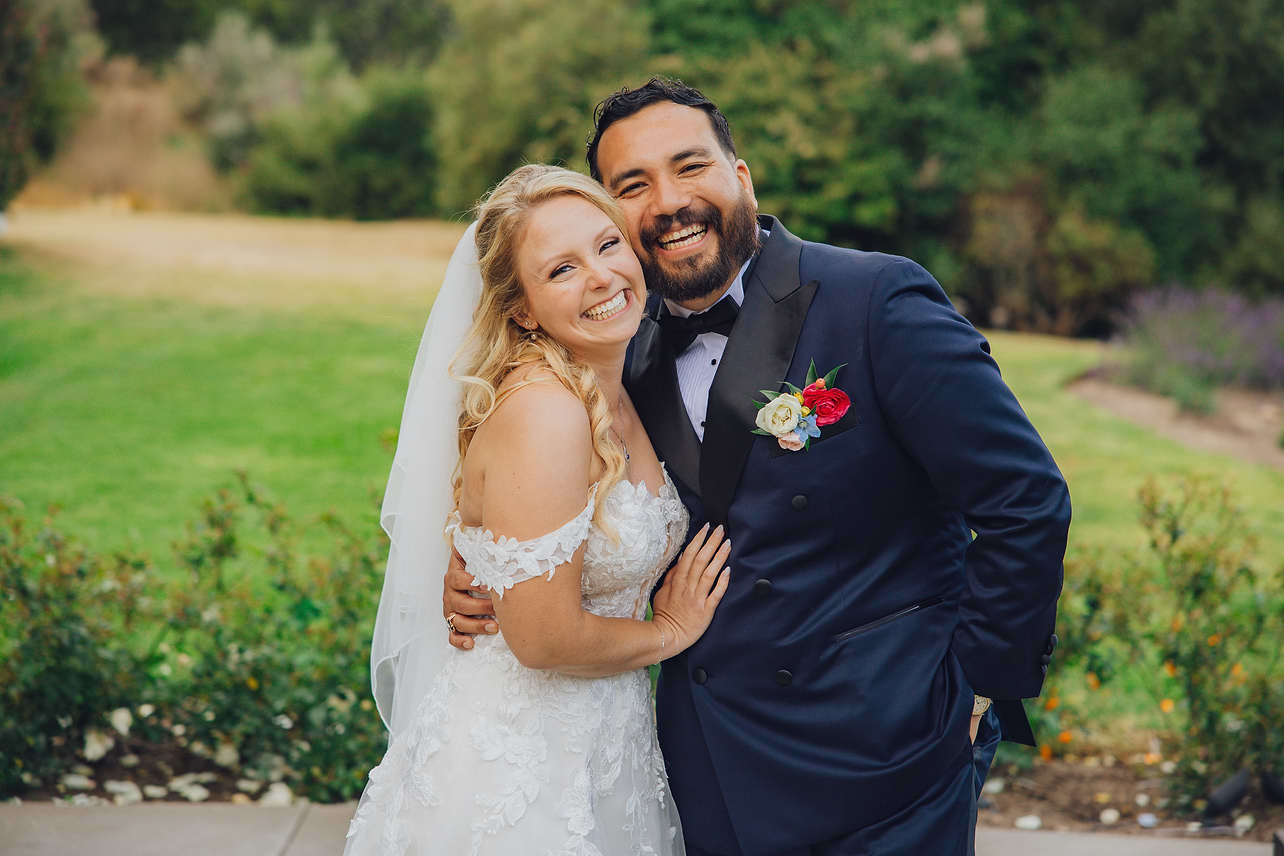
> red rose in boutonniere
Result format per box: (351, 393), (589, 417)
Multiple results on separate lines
(802, 377), (851, 427)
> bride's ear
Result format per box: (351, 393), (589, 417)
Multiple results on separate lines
(513, 314), (538, 332)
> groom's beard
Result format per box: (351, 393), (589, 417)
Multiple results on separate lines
(638, 193), (761, 304)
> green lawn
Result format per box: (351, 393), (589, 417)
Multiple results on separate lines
(2, 215), (1282, 573)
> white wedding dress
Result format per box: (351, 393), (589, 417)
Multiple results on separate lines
(345, 467), (690, 856)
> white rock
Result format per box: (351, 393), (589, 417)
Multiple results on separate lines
(1138, 812), (1159, 828)
(70, 764), (93, 776)
(119, 754), (140, 768)
(258, 782), (293, 807)
(177, 783), (210, 802)
(1234, 814), (1254, 833)
(1014, 815), (1042, 830)
(193, 772), (218, 783)
(1135, 793), (1150, 807)
(104, 781), (142, 806)
(69, 794), (109, 807)
(109, 707), (133, 736)
(1160, 760), (1177, 774)
(230, 793), (251, 805)
(1186, 821), (1203, 832)
(214, 741), (240, 769)
(1100, 808), (1120, 825)
(82, 729), (114, 762)
(143, 785), (168, 799)
(137, 704), (155, 718)
(168, 774), (197, 790)
(60, 774), (95, 790)
(236, 778), (264, 794)
(982, 777), (1005, 795)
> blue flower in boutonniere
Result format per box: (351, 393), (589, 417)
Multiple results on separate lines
(751, 360), (849, 451)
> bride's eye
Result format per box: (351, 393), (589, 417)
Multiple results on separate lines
(551, 263), (573, 278)
(599, 238), (619, 253)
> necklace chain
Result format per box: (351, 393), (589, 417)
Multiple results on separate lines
(611, 394), (630, 464)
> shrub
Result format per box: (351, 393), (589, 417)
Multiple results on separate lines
(1039, 478), (1284, 804)
(243, 65), (437, 220)
(0, 499), (154, 795)
(169, 12), (355, 171)
(1115, 287), (1284, 412)
(0, 473), (389, 802)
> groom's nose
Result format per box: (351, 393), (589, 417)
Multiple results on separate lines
(650, 174), (693, 220)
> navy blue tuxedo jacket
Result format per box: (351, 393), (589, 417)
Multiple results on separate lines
(623, 216), (1070, 855)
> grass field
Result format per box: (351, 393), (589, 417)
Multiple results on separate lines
(2, 209), (1282, 571)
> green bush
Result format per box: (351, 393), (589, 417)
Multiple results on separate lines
(0, 473), (389, 802)
(1039, 478), (1284, 804)
(243, 65), (437, 220)
(0, 499), (153, 794)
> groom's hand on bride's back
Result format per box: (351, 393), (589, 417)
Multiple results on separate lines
(444, 547), (499, 650)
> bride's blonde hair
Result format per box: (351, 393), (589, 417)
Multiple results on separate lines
(450, 164), (633, 532)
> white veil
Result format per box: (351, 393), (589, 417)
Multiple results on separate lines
(369, 222), (481, 738)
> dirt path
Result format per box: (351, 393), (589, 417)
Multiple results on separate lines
(4, 207), (468, 318)
(1070, 378), (1284, 472)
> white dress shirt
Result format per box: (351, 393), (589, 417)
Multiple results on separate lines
(662, 253), (754, 442)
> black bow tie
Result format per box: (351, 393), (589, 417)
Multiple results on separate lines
(658, 297), (740, 355)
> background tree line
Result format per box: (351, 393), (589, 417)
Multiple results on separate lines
(6, 0), (1284, 335)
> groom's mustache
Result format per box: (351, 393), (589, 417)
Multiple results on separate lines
(640, 204), (724, 254)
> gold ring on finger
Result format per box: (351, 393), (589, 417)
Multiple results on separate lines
(446, 612), (458, 633)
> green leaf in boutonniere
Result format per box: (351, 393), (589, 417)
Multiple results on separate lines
(751, 428), (773, 435)
(783, 381), (803, 396)
(805, 359), (819, 387)
(822, 363), (848, 389)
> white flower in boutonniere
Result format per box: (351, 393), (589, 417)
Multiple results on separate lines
(754, 392), (804, 438)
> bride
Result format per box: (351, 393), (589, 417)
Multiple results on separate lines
(344, 164), (731, 856)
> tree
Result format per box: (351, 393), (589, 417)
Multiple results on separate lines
(0, 0), (96, 215)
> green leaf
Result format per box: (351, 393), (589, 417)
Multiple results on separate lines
(753, 400), (769, 410)
(751, 428), (772, 435)
(805, 359), (819, 386)
(759, 389), (784, 400)
(783, 381), (803, 395)
(822, 363), (848, 389)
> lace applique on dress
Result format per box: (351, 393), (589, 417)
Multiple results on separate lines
(346, 468), (689, 856)
(445, 484), (598, 597)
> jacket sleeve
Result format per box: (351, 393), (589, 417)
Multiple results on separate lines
(866, 258), (1070, 702)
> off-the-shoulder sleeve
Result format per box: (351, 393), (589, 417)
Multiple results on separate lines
(446, 487), (597, 598)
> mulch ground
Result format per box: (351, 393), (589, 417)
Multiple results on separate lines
(978, 756), (1284, 844)
(20, 737), (1284, 844)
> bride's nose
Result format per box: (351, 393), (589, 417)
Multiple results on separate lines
(584, 258), (613, 291)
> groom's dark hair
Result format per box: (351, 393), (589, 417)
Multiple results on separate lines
(586, 77), (737, 182)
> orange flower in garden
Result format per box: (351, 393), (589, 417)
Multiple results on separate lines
(1207, 633), (1222, 646)
(1163, 660), (1177, 678)
(1040, 744), (1053, 761)
(1045, 696), (1060, 711)
(1231, 662), (1244, 678)
(1086, 672), (1101, 690)
(1171, 615), (1184, 631)
(1160, 698), (1175, 713)
(247, 676), (259, 690)
(1058, 730), (1073, 743)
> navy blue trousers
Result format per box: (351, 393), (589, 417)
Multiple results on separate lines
(685, 709), (1001, 856)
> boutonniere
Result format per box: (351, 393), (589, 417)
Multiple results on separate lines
(751, 361), (851, 451)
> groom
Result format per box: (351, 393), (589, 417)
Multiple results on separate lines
(443, 77), (1070, 855)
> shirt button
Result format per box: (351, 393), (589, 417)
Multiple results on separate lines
(692, 668), (708, 685)
(711, 358), (717, 366)
(776, 670), (793, 686)
(792, 495), (808, 511)
(754, 579), (772, 595)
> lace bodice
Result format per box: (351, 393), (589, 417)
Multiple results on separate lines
(446, 466), (689, 621)
(346, 466), (690, 856)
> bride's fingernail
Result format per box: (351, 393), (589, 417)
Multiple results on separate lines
(485, 623), (498, 633)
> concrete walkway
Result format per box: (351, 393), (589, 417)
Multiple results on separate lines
(0, 802), (1272, 856)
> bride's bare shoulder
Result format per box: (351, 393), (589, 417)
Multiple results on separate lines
(469, 367), (591, 476)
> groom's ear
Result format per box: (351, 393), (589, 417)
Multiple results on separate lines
(735, 159), (757, 211)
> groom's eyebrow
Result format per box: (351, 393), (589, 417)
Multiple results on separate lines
(607, 147), (715, 191)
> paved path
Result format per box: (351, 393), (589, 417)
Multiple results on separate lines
(0, 802), (1271, 856)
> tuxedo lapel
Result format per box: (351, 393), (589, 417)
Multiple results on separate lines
(700, 217), (817, 524)
(625, 294), (702, 496)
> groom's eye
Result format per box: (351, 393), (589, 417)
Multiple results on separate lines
(680, 163), (709, 175)
(619, 182), (645, 197)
